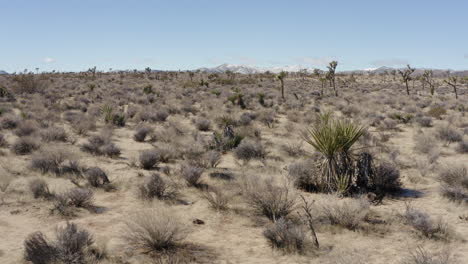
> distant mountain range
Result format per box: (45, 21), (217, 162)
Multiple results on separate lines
(197, 64), (468, 77)
(0, 70), (8, 75)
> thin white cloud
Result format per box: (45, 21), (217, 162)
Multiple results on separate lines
(371, 58), (408, 67)
(464, 54), (468, 59)
(293, 56), (334, 67)
(43, 57), (55, 63)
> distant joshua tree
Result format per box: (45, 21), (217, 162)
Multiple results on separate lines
(398, 64), (415, 95)
(188, 71), (195, 82)
(422, 70), (435, 96)
(277, 71), (287, 100)
(313, 68), (321, 79)
(444, 76), (459, 99)
(327, 61), (338, 96)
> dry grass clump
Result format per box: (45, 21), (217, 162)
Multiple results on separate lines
(0, 114), (19, 129)
(263, 218), (311, 254)
(437, 165), (468, 203)
(14, 120), (38, 137)
(40, 126), (68, 142)
(11, 136), (40, 155)
(134, 126), (153, 142)
(195, 118), (211, 131)
(81, 133), (121, 158)
(139, 149), (161, 170)
(318, 195), (370, 230)
(233, 139), (267, 163)
(202, 187), (230, 210)
(243, 177), (296, 221)
(402, 246), (457, 264)
(455, 140), (468, 154)
(30, 148), (69, 174)
(139, 173), (177, 200)
(413, 133), (436, 154)
(28, 178), (54, 199)
(84, 167), (111, 189)
(24, 222), (102, 264)
(402, 204), (452, 240)
(288, 160), (320, 192)
(180, 164), (205, 187)
(435, 125), (462, 145)
(123, 207), (189, 254)
(0, 133), (9, 147)
(52, 188), (94, 216)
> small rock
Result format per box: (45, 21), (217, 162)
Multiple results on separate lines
(193, 219), (205, 225)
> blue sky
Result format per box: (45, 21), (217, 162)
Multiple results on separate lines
(1, 0), (467, 72)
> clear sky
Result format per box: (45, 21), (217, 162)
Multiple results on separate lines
(1, 0), (467, 72)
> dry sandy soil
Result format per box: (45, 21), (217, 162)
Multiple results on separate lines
(0, 71), (467, 263)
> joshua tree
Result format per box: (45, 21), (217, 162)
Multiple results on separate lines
(398, 64), (415, 95)
(88, 66), (97, 79)
(313, 68), (321, 79)
(319, 77), (327, 96)
(445, 76), (459, 99)
(277, 71), (287, 100)
(327, 61), (338, 96)
(422, 70), (435, 96)
(188, 71), (195, 82)
(145, 67), (151, 78)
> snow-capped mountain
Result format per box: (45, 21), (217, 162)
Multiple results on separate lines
(197, 64), (314, 74)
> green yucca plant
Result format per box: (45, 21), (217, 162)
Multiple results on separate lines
(303, 113), (365, 194)
(101, 104), (114, 123)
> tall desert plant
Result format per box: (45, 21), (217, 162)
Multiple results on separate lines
(303, 114), (365, 194)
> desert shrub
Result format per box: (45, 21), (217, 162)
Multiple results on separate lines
(243, 177), (296, 221)
(139, 149), (160, 170)
(372, 162), (402, 194)
(202, 187), (230, 210)
(81, 134), (120, 158)
(134, 126), (153, 142)
(28, 178), (53, 199)
(435, 126), (462, 145)
(123, 208), (189, 253)
(11, 136), (40, 155)
(30, 148), (68, 174)
(456, 140), (468, 154)
(281, 142), (304, 157)
(211, 125), (244, 152)
(389, 112), (413, 124)
(238, 112), (254, 126)
(180, 164), (204, 187)
(0, 114), (19, 129)
(319, 196), (370, 230)
(413, 134), (436, 154)
(139, 173), (177, 200)
(414, 116), (433, 127)
(154, 146), (176, 163)
(437, 165), (468, 203)
(14, 120), (38, 137)
(263, 218), (309, 254)
(203, 150), (222, 168)
(402, 205), (451, 240)
(53, 188), (94, 215)
(24, 223), (97, 264)
(72, 116), (96, 135)
(0, 134), (8, 147)
(101, 143), (121, 158)
(288, 160), (320, 192)
(195, 118), (211, 131)
(233, 140), (266, 163)
(402, 246), (456, 264)
(154, 110), (169, 122)
(428, 105), (446, 119)
(303, 114), (365, 194)
(40, 126), (68, 142)
(84, 167), (110, 188)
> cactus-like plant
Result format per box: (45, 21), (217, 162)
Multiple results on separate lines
(327, 61), (338, 96)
